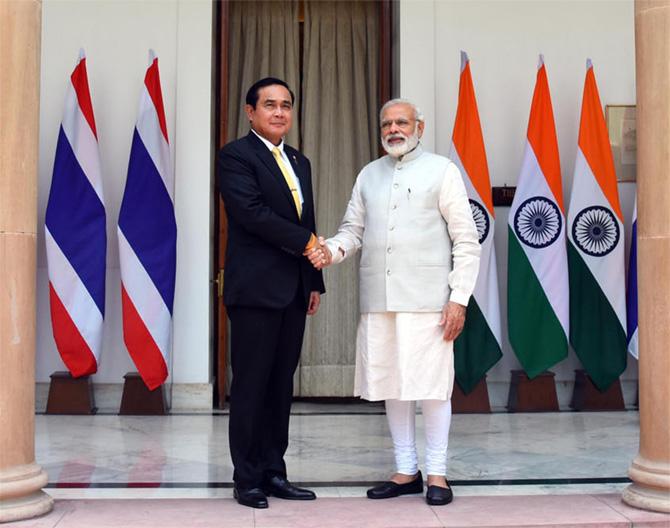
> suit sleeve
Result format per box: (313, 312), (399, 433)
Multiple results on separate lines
(301, 157), (326, 294)
(218, 147), (313, 256)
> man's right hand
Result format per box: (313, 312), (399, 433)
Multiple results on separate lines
(305, 236), (332, 270)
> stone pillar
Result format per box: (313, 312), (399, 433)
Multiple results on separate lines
(623, 0), (670, 514)
(0, 1), (53, 523)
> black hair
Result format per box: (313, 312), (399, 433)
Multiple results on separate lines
(245, 77), (295, 108)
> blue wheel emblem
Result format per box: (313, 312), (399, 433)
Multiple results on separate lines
(514, 196), (562, 249)
(572, 205), (620, 257)
(469, 199), (490, 244)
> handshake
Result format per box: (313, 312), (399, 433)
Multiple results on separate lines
(303, 236), (333, 270)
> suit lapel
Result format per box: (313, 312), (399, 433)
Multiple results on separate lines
(246, 132), (299, 217)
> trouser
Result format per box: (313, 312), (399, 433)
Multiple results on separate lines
(385, 399), (453, 476)
(227, 291), (307, 489)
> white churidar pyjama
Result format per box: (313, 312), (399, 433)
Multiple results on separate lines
(385, 399), (452, 476)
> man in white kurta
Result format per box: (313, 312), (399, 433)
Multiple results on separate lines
(308, 99), (480, 505)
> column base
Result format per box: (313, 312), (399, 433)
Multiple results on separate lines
(623, 455), (670, 513)
(623, 484), (670, 513)
(0, 490), (53, 523)
(0, 464), (53, 523)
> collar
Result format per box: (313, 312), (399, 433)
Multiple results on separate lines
(393, 143), (424, 166)
(252, 128), (285, 153)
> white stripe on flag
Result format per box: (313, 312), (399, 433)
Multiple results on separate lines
(135, 88), (173, 199)
(568, 148), (627, 331)
(61, 85), (104, 204)
(45, 227), (103, 359)
(509, 142), (569, 336)
(118, 228), (172, 362)
(449, 145), (502, 347)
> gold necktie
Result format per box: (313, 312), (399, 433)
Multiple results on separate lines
(272, 147), (302, 218)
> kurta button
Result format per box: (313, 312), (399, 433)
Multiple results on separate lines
(387, 247), (392, 253)
(393, 183), (399, 189)
(392, 204), (397, 210)
(386, 269), (391, 275)
(389, 226), (395, 231)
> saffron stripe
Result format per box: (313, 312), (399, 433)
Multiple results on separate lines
(452, 53), (495, 216)
(526, 61), (565, 212)
(578, 63), (623, 221)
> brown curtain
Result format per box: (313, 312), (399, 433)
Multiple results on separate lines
(226, 0), (301, 146)
(299, 1), (380, 396)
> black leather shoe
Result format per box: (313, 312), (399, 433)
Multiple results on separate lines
(426, 482), (453, 506)
(366, 471), (423, 499)
(263, 475), (316, 500)
(233, 486), (268, 509)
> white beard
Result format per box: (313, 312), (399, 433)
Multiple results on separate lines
(382, 128), (420, 158)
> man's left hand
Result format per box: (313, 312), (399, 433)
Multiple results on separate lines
(438, 301), (466, 341)
(307, 291), (321, 315)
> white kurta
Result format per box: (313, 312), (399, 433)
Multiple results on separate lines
(327, 146), (480, 401)
(355, 312), (454, 401)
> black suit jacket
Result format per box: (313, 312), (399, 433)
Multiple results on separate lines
(218, 131), (325, 309)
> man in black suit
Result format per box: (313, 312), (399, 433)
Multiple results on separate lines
(218, 77), (326, 509)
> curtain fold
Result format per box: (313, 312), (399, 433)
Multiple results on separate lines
(226, 1), (301, 146)
(299, 1), (380, 396)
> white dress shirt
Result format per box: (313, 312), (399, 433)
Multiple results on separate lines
(252, 129), (304, 206)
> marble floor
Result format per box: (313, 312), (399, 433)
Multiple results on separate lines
(36, 404), (640, 498)
(13, 406), (670, 527)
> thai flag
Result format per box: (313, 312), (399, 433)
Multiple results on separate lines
(626, 201), (638, 359)
(118, 51), (176, 391)
(45, 50), (106, 378)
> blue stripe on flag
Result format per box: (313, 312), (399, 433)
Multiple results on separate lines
(626, 218), (638, 344)
(45, 127), (107, 314)
(118, 129), (177, 313)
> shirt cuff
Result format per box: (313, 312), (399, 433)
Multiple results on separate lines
(326, 240), (345, 265)
(303, 233), (317, 253)
(449, 290), (471, 307)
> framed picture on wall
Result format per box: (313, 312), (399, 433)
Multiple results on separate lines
(606, 105), (636, 182)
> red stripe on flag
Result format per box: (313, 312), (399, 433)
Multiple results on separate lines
(121, 286), (168, 391)
(70, 58), (98, 140)
(49, 283), (98, 377)
(144, 58), (169, 143)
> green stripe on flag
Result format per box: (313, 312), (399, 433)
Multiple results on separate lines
(568, 242), (627, 391)
(508, 227), (568, 378)
(454, 297), (502, 395)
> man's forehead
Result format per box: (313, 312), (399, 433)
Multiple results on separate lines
(258, 85), (292, 102)
(381, 103), (414, 120)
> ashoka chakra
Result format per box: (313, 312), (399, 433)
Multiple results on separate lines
(572, 205), (620, 257)
(513, 196), (562, 249)
(469, 199), (490, 244)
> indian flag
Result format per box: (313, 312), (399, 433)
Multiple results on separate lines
(567, 60), (627, 391)
(450, 51), (502, 394)
(508, 56), (569, 378)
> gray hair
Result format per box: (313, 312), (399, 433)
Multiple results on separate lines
(379, 98), (425, 123)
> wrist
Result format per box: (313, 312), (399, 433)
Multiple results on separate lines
(304, 233), (317, 252)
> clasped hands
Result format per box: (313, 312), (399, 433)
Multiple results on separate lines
(303, 236), (332, 270)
